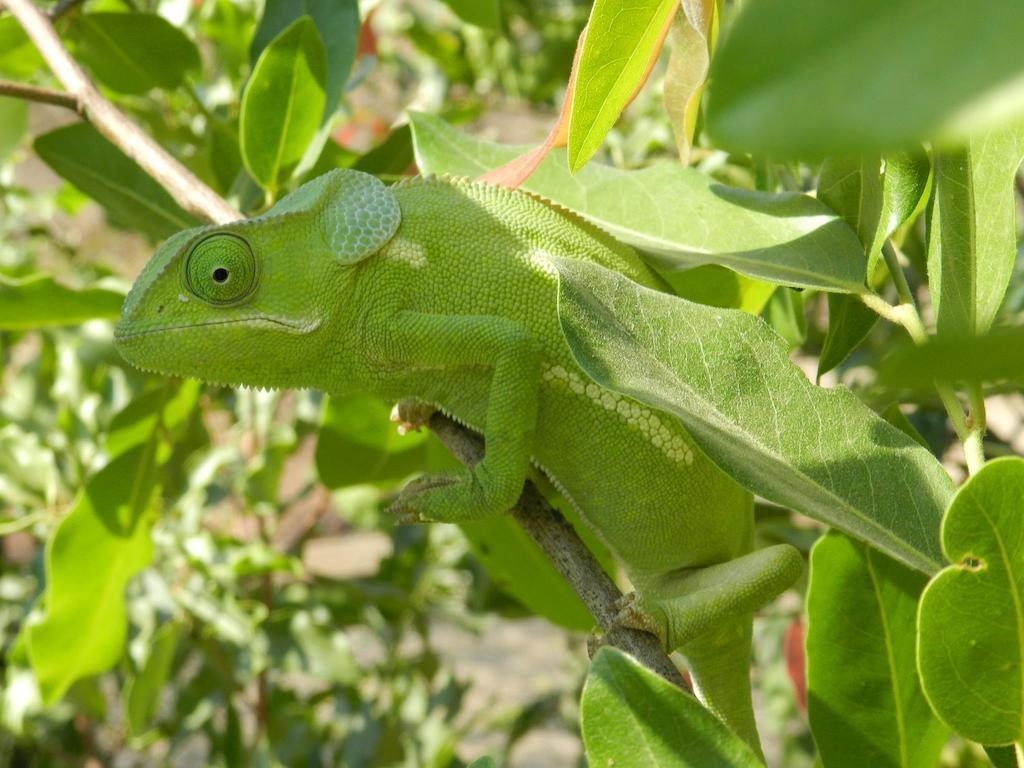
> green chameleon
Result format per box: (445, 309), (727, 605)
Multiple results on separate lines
(115, 168), (802, 755)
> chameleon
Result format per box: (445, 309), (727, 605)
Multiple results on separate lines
(114, 168), (802, 755)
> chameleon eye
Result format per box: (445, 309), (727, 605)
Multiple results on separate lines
(185, 233), (257, 305)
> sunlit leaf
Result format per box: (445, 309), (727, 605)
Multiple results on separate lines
(27, 440), (161, 704)
(806, 532), (948, 767)
(67, 12), (200, 95)
(551, 256), (952, 573)
(411, 113), (866, 292)
(663, 0), (715, 163)
(706, 0), (1024, 156)
(581, 647), (762, 767)
(241, 16), (327, 191)
(918, 457), (1024, 745)
(568, 0), (677, 171)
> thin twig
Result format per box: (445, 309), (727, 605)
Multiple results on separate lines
(0, 79), (81, 113)
(1, 0), (238, 224)
(428, 413), (691, 691)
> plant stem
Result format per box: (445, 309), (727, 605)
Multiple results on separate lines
(865, 242), (986, 473)
(0, 79), (81, 113)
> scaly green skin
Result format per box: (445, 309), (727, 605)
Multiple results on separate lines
(115, 169), (802, 754)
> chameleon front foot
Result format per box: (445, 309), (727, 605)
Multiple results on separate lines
(586, 593), (668, 659)
(389, 398), (437, 436)
(389, 465), (523, 524)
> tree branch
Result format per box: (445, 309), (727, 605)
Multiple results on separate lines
(0, 0), (238, 224)
(0, 79), (81, 114)
(428, 413), (691, 690)
(4, 0), (690, 692)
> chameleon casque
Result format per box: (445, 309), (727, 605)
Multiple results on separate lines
(114, 168), (802, 755)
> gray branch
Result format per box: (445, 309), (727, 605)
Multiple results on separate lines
(428, 414), (690, 690)
(3, 0), (690, 693)
(1, 0), (239, 225)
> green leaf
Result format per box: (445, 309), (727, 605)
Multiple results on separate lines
(917, 457), (1024, 745)
(315, 394), (432, 489)
(581, 647), (762, 767)
(551, 256), (952, 574)
(442, 0), (501, 29)
(106, 382), (201, 459)
(815, 151), (929, 375)
(250, 0), (359, 122)
(240, 16), (327, 191)
(410, 113), (867, 292)
(0, 96), (27, 161)
(663, 1), (715, 164)
(661, 265), (775, 315)
(466, 758), (497, 768)
(460, 516), (594, 631)
(34, 123), (199, 240)
(706, 0), (1024, 156)
(0, 274), (124, 330)
(927, 124), (1024, 337)
(27, 440), (161, 704)
(568, 0), (677, 171)
(879, 326), (1024, 386)
(124, 621), (181, 736)
(806, 532), (948, 768)
(818, 295), (878, 378)
(67, 12), (200, 95)
(0, 16), (43, 77)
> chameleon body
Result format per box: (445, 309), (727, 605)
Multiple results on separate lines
(115, 169), (801, 753)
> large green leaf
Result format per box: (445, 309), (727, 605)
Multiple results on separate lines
(250, 0), (359, 122)
(0, 16), (43, 77)
(34, 123), (199, 240)
(410, 113), (866, 292)
(567, 0), (677, 171)
(67, 12), (200, 95)
(927, 124), (1024, 338)
(806, 532), (948, 767)
(442, 0), (501, 29)
(0, 274), (123, 329)
(240, 16), (327, 192)
(27, 440), (161, 704)
(551, 256), (952, 573)
(917, 457), (1024, 745)
(706, 0), (1024, 156)
(581, 647), (762, 767)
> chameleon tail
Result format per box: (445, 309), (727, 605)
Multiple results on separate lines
(683, 616), (765, 761)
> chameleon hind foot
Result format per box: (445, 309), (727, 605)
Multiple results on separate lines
(389, 398), (436, 435)
(616, 544), (804, 652)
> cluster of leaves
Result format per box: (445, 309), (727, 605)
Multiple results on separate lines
(1, 0), (1023, 767)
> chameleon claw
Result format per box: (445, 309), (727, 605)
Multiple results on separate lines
(389, 399), (437, 435)
(387, 472), (461, 523)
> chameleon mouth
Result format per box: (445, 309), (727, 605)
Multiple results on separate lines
(113, 316), (312, 341)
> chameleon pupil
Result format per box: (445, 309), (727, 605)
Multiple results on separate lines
(213, 267), (229, 283)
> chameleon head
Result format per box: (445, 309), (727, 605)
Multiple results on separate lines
(114, 169), (401, 389)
